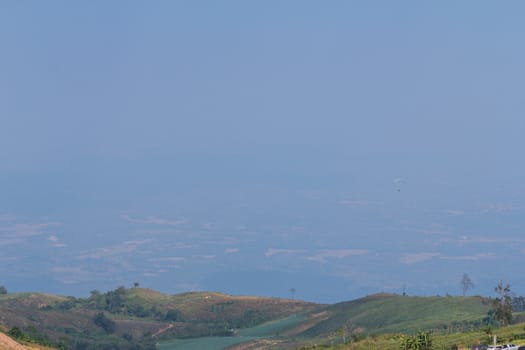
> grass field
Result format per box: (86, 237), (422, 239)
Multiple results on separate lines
(329, 325), (525, 350)
(294, 315), (525, 350)
(157, 314), (307, 350)
(303, 294), (491, 337)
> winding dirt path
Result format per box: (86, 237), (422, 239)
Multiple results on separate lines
(152, 324), (174, 338)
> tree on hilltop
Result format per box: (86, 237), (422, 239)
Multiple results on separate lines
(289, 287), (296, 299)
(460, 273), (474, 296)
(493, 280), (513, 326)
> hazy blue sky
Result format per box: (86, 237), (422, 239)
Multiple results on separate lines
(2, 1), (525, 302)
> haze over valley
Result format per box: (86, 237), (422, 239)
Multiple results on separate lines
(2, 1), (525, 304)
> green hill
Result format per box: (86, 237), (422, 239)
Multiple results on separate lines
(0, 287), (317, 350)
(0, 289), (496, 350)
(300, 293), (492, 337)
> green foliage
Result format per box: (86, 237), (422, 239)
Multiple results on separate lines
(122, 332), (133, 342)
(165, 309), (180, 321)
(0, 285), (7, 294)
(126, 303), (151, 317)
(493, 281), (513, 326)
(7, 325), (66, 349)
(93, 312), (116, 333)
(104, 286), (127, 313)
(396, 330), (433, 350)
(513, 296), (525, 312)
(7, 326), (23, 339)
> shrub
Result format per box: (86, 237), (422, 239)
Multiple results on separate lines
(93, 312), (116, 333)
(122, 332), (133, 342)
(165, 309), (180, 321)
(7, 326), (23, 339)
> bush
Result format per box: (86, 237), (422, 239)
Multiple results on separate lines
(122, 332), (133, 342)
(7, 326), (23, 339)
(93, 312), (116, 333)
(396, 330), (433, 350)
(165, 309), (180, 321)
(104, 286), (126, 313)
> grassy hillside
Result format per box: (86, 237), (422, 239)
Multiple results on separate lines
(300, 293), (492, 337)
(158, 314), (307, 350)
(298, 319), (525, 350)
(0, 287), (317, 350)
(0, 289), (500, 350)
(153, 292), (495, 350)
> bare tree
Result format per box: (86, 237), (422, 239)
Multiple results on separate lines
(493, 280), (512, 326)
(460, 273), (474, 296)
(289, 288), (296, 299)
